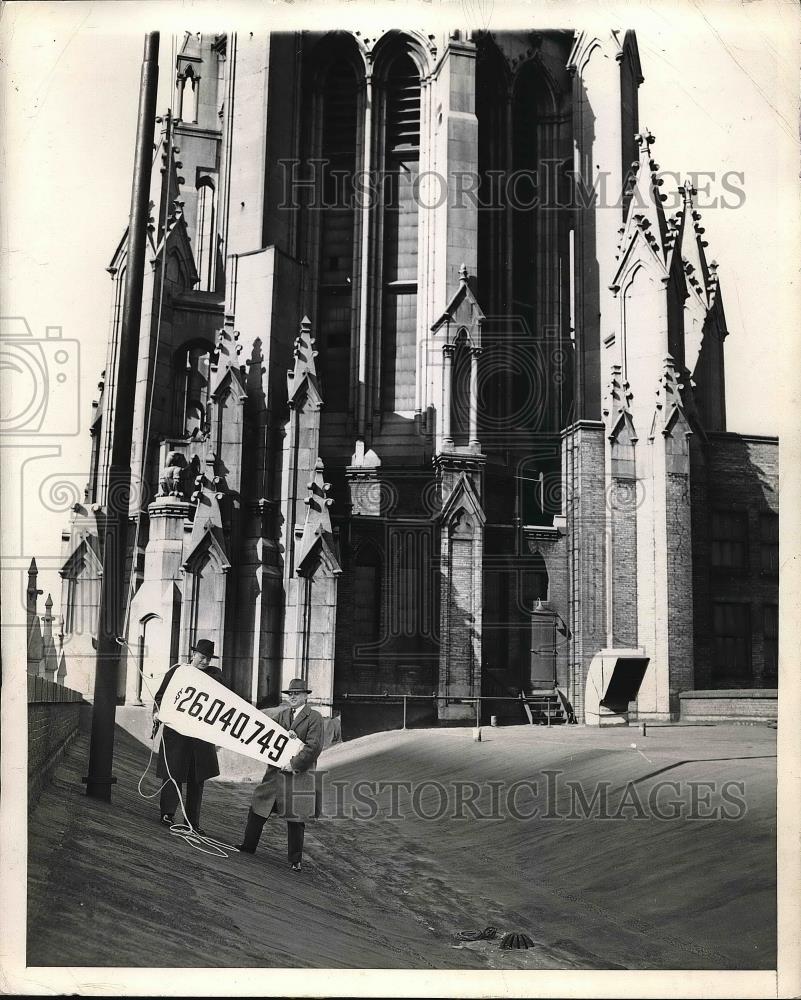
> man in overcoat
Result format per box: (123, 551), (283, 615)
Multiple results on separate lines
(153, 638), (223, 833)
(238, 678), (324, 871)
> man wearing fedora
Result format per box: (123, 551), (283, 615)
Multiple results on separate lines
(153, 638), (224, 834)
(238, 677), (324, 872)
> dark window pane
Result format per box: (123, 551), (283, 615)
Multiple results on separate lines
(712, 601), (752, 685)
(711, 509), (748, 569)
(763, 603), (778, 681)
(759, 513), (779, 575)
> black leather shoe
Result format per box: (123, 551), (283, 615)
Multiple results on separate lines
(237, 844), (256, 854)
(160, 814), (174, 827)
(291, 861), (302, 872)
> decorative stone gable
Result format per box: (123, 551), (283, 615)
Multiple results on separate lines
(434, 470), (486, 721)
(281, 317), (339, 714)
(430, 265), (485, 453)
(650, 354), (694, 466)
(282, 316), (324, 580)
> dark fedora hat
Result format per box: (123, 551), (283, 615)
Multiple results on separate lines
(282, 677), (312, 694)
(191, 638), (218, 659)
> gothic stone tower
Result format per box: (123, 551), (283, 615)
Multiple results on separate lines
(58, 27), (776, 723)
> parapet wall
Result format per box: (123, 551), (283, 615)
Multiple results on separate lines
(28, 676), (86, 810)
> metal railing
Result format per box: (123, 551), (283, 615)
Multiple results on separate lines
(329, 691), (566, 729)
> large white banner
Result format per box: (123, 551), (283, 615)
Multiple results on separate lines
(157, 664), (304, 769)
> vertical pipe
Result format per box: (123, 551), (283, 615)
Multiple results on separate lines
(402, 694), (407, 730)
(84, 32), (160, 800)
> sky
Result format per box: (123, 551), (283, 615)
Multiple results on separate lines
(1, 0), (799, 612)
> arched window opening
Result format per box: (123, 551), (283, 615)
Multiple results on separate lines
(476, 38), (508, 315)
(175, 342), (213, 436)
(381, 51), (420, 414)
(195, 180), (216, 292)
(476, 39), (512, 436)
(136, 613), (162, 705)
(180, 66), (198, 124)
(317, 58), (359, 412)
(519, 456), (559, 527)
(450, 332), (471, 447)
(512, 63), (552, 338)
(510, 61), (570, 433)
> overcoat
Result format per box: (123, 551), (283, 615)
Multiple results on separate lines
(154, 662), (224, 783)
(251, 703), (324, 821)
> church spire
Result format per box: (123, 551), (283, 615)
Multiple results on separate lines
(286, 315), (320, 404)
(675, 178), (712, 304)
(615, 129), (669, 269)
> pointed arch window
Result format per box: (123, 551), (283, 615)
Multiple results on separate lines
(195, 179), (216, 292)
(179, 66), (198, 124)
(174, 342), (213, 436)
(511, 61), (563, 339)
(450, 331), (471, 447)
(476, 37), (508, 315)
(317, 58), (359, 411)
(381, 51), (421, 414)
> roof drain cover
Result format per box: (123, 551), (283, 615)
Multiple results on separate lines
(500, 932), (535, 950)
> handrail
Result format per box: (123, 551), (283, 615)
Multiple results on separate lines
(320, 690), (569, 730)
(333, 693), (530, 702)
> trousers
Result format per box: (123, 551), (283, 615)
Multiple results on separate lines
(160, 779), (205, 829)
(241, 807), (305, 865)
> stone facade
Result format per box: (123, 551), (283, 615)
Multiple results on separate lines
(57, 28), (778, 723)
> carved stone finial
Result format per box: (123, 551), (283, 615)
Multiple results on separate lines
(287, 315), (319, 390)
(602, 363), (633, 423)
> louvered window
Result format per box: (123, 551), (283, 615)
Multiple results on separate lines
(382, 53), (420, 414)
(175, 343), (212, 436)
(321, 61), (358, 212)
(318, 59), (358, 411)
(386, 59), (420, 153)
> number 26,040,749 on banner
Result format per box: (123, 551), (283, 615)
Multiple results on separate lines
(157, 664), (302, 768)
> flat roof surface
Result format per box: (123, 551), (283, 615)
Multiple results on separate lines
(27, 722), (776, 970)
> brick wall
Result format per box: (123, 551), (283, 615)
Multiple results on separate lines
(610, 477), (638, 647)
(28, 676), (85, 810)
(665, 466), (695, 701)
(679, 688), (778, 721)
(692, 433), (779, 689)
(564, 422), (607, 721)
